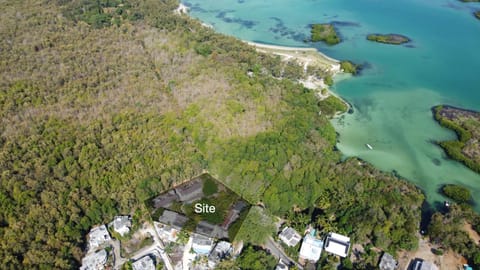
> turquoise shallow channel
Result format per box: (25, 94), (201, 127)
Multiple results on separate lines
(183, 0), (480, 211)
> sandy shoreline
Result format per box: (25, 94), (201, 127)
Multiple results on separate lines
(245, 41), (351, 114)
(245, 41), (340, 64)
(176, 2), (350, 115)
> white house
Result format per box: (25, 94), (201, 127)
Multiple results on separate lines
(88, 225), (111, 251)
(191, 233), (214, 255)
(324, 232), (351, 258)
(113, 216), (132, 236)
(80, 249), (107, 270)
(132, 255), (156, 270)
(279, 227), (302, 247)
(299, 234), (324, 262)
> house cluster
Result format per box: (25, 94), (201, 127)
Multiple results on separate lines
(153, 178), (204, 209)
(80, 216), (132, 270)
(154, 210), (241, 269)
(278, 226), (351, 267)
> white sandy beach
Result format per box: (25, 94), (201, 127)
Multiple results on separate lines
(245, 41), (349, 108)
(175, 4), (349, 112)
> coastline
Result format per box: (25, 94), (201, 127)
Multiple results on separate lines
(174, 2), (352, 113)
(174, 2), (350, 115)
(245, 41), (351, 115)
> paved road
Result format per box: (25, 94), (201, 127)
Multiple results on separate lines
(144, 224), (175, 270)
(110, 239), (127, 270)
(265, 237), (303, 270)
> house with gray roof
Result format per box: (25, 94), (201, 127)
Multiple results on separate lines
(279, 227), (302, 247)
(112, 216), (132, 236)
(158, 210), (188, 230)
(152, 190), (179, 208)
(174, 179), (204, 202)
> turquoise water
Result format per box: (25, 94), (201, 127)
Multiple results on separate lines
(184, 0), (480, 211)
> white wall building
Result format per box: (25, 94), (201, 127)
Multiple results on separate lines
(324, 232), (351, 258)
(113, 216), (132, 236)
(191, 233), (214, 255)
(132, 256), (156, 270)
(80, 249), (107, 270)
(88, 225), (111, 251)
(299, 234), (324, 262)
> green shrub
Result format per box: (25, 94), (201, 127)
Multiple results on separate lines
(442, 184), (471, 203)
(203, 177), (218, 196)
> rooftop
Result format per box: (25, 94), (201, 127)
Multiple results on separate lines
(152, 190), (179, 208)
(412, 260), (438, 270)
(132, 255), (156, 270)
(379, 252), (397, 270)
(88, 225), (111, 250)
(113, 216), (132, 236)
(324, 232), (350, 258)
(192, 233), (214, 255)
(232, 201), (248, 212)
(158, 210), (188, 230)
(279, 227), (302, 247)
(174, 178), (204, 202)
(80, 249), (107, 270)
(299, 234), (324, 262)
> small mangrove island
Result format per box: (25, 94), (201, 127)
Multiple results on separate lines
(367, 33), (410, 45)
(340, 60), (360, 75)
(475, 11), (480, 20)
(310, 23), (341, 45)
(433, 105), (480, 173)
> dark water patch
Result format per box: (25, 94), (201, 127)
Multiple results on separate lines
(420, 201), (435, 233)
(404, 44), (416, 48)
(237, 0), (245, 3)
(268, 17), (308, 42)
(442, 2), (466, 11)
(185, 2), (207, 13)
(216, 10), (258, 28)
(432, 158), (441, 166)
(331, 21), (361, 27)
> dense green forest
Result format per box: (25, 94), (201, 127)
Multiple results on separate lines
(0, 0), (462, 269)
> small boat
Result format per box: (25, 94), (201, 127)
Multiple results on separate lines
(365, 143), (373, 150)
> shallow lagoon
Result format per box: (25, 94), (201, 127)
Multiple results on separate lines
(184, 0), (480, 210)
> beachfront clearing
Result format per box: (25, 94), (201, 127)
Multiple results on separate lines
(397, 237), (466, 270)
(246, 41), (342, 100)
(463, 222), (480, 245)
